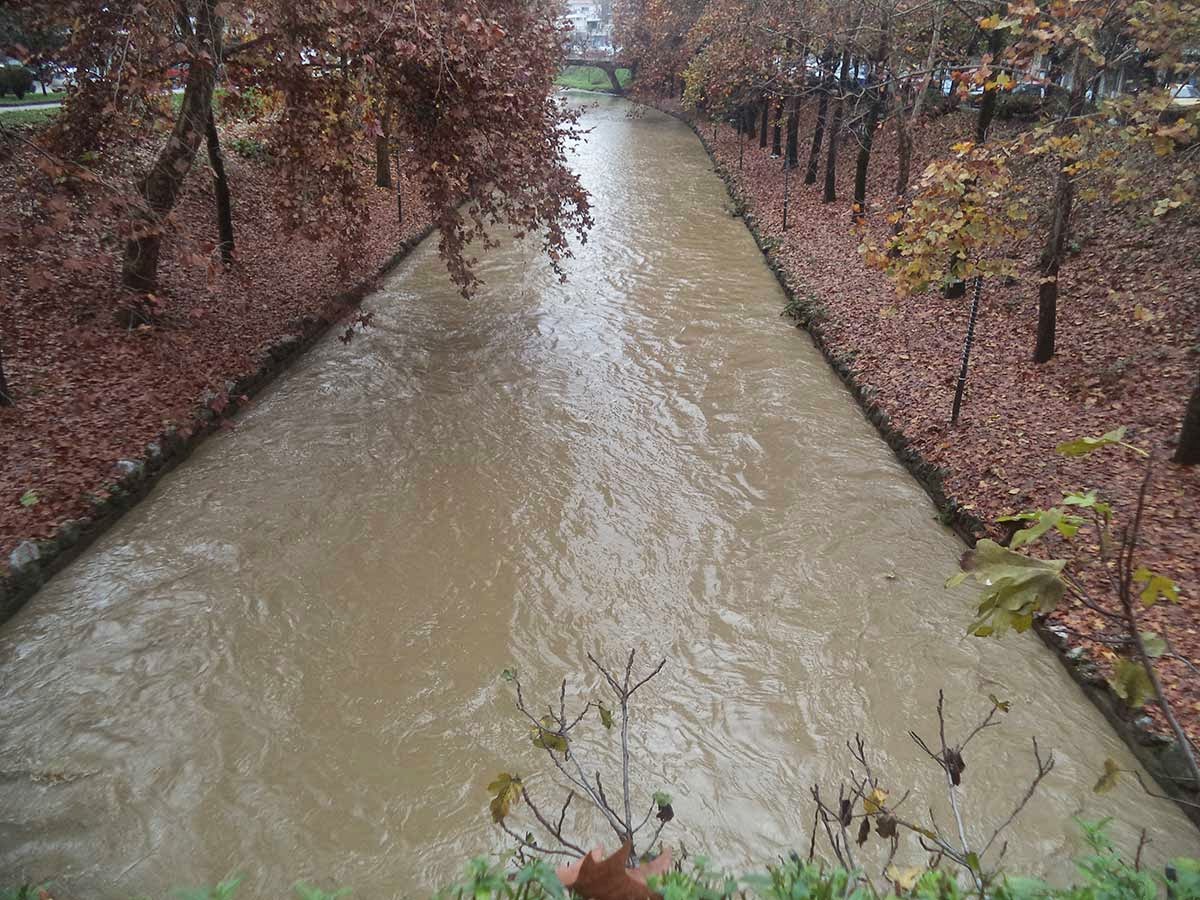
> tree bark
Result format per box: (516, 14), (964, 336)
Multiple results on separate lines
(759, 93), (769, 148)
(974, 29), (1005, 144)
(805, 51), (834, 185)
(394, 150), (404, 226)
(771, 97), (783, 156)
(911, 0), (943, 120)
(376, 100), (394, 188)
(895, 109), (913, 194)
(1034, 53), (1089, 364)
(823, 49), (850, 203)
(1176, 373), (1200, 465)
(0, 342), (11, 406)
(205, 107), (234, 264)
(784, 94), (800, 168)
(122, 0), (222, 295)
(853, 16), (891, 218)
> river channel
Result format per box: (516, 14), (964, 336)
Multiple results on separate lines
(0, 94), (1195, 897)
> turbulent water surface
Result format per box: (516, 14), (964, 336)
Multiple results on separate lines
(0, 95), (1196, 898)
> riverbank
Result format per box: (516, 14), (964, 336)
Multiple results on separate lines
(0, 127), (432, 617)
(555, 64), (632, 93)
(647, 96), (1200, 814)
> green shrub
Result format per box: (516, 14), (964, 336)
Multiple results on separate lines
(229, 136), (269, 160)
(0, 65), (36, 100)
(995, 92), (1043, 121)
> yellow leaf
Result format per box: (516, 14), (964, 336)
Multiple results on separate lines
(487, 772), (523, 823)
(1093, 758), (1120, 794)
(864, 787), (889, 815)
(885, 865), (925, 892)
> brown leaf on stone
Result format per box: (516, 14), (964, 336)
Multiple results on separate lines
(556, 842), (673, 900)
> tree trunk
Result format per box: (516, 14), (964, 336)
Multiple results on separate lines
(376, 101), (393, 188)
(759, 93), (769, 148)
(853, 18), (891, 218)
(122, 0), (222, 295)
(805, 51), (834, 185)
(951, 276), (983, 425)
(784, 95), (800, 168)
(823, 50), (850, 203)
(895, 110), (913, 194)
(974, 29), (1005, 144)
(205, 107), (234, 264)
(1034, 53), (1089, 364)
(771, 98), (783, 156)
(394, 151), (404, 226)
(911, 0), (943, 120)
(0, 342), (11, 406)
(1175, 373), (1200, 465)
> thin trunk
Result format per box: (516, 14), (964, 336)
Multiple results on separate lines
(911, 0), (943, 119)
(951, 277), (983, 425)
(784, 95), (800, 168)
(394, 150), (404, 226)
(205, 107), (234, 264)
(771, 98), (783, 156)
(122, 0), (222, 295)
(376, 101), (393, 188)
(854, 17), (891, 218)
(0, 343), (11, 406)
(974, 29), (1005, 144)
(1034, 53), (1089, 364)
(1176, 374), (1200, 465)
(895, 110), (913, 194)
(823, 49), (850, 203)
(805, 50), (834, 185)
(759, 93), (769, 148)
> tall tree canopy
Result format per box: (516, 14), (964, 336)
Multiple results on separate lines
(6, 0), (592, 297)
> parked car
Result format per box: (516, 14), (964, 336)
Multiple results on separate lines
(1168, 84), (1200, 109)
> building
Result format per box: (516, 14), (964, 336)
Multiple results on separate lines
(563, 0), (613, 55)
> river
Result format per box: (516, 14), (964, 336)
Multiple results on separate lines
(0, 94), (1195, 898)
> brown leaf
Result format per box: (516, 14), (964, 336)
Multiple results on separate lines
(556, 842), (672, 900)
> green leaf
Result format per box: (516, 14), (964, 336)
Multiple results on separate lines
(1006, 508), (1083, 550)
(500, 667), (517, 683)
(1167, 859), (1200, 897)
(1056, 426), (1127, 457)
(531, 718), (568, 753)
(1109, 658), (1154, 709)
(1133, 567), (1179, 606)
(996, 511), (1039, 523)
(1093, 757), (1121, 794)
(988, 693), (1011, 712)
(951, 540), (1066, 637)
(19, 490), (38, 508)
(487, 772), (523, 823)
(513, 861), (566, 900)
(1140, 632), (1167, 658)
(1062, 490), (1111, 520)
(598, 700), (614, 730)
(653, 790), (673, 808)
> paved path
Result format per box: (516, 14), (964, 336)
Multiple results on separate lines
(0, 100), (61, 113)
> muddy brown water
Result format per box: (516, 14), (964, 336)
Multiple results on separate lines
(0, 95), (1196, 898)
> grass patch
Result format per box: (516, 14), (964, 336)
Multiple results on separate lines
(555, 65), (632, 93)
(0, 106), (58, 127)
(0, 90), (66, 107)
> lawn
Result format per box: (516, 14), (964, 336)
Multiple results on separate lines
(555, 65), (632, 93)
(0, 106), (58, 127)
(0, 90), (67, 107)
